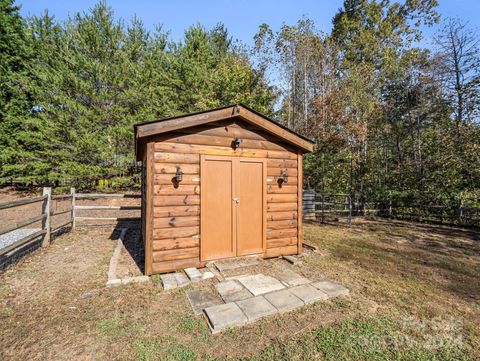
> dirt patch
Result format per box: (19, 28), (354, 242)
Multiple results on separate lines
(0, 228), (117, 360)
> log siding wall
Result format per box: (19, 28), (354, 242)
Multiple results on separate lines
(146, 119), (300, 274)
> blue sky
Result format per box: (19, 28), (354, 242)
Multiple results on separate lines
(18, 0), (480, 48)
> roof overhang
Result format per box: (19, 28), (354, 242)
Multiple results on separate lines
(134, 104), (315, 161)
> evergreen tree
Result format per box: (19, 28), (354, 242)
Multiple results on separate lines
(174, 23), (275, 113)
(0, 2), (275, 188)
(0, 0), (35, 182)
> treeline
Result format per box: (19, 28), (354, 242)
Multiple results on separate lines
(254, 1), (480, 204)
(0, 0), (274, 188)
(1, 0), (479, 203)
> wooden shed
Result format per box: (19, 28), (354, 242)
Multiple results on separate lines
(135, 104), (314, 275)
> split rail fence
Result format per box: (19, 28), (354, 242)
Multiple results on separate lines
(0, 188), (140, 261)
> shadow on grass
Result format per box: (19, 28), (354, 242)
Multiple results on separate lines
(307, 220), (480, 304)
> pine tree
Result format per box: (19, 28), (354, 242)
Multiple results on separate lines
(0, 0), (35, 182)
(4, 2), (275, 188)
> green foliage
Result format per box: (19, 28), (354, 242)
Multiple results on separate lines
(332, 0), (440, 69)
(134, 338), (197, 361)
(0, 1), (275, 188)
(255, 0), (479, 206)
(0, 0), (37, 183)
(259, 315), (470, 360)
(96, 317), (120, 336)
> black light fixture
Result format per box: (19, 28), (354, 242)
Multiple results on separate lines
(277, 168), (288, 186)
(175, 166), (183, 182)
(232, 137), (242, 150)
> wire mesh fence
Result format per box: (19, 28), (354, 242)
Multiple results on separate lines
(303, 190), (480, 227)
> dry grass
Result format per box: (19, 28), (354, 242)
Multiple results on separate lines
(1, 219), (479, 360)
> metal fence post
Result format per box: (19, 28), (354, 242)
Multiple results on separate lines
(458, 198), (463, 224)
(321, 194), (325, 224)
(71, 187), (76, 231)
(348, 195), (352, 227)
(42, 187), (51, 247)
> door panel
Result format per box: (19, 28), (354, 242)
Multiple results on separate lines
(237, 159), (265, 255)
(201, 155), (265, 261)
(201, 156), (235, 261)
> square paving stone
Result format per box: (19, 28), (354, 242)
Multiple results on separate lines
(276, 268), (311, 287)
(289, 284), (328, 304)
(239, 258), (260, 268)
(225, 274), (249, 280)
(215, 280), (253, 302)
(216, 280), (244, 295)
(204, 302), (248, 333)
(223, 288), (253, 302)
(283, 255), (303, 265)
(174, 272), (190, 287)
(215, 258), (260, 272)
(214, 259), (244, 272)
(186, 289), (222, 315)
(264, 289), (304, 312)
(202, 271), (215, 280)
(184, 267), (203, 281)
(160, 273), (177, 290)
(238, 274), (285, 296)
(311, 280), (349, 297)
(236, 295), (277, 322)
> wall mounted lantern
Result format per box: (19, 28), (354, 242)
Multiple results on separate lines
(175, 166), (183, 183)
(232, 137), (242, 150)
(277, 168), (288, 186)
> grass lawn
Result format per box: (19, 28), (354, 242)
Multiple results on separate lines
(1, 219), (479, 360)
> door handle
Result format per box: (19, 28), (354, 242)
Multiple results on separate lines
(233, 197), (240, 204)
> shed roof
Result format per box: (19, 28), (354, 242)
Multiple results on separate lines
(134, 104), (315, 160)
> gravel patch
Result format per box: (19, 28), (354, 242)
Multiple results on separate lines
(0, 228), (41, 251)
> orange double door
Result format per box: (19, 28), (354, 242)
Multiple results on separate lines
(200, 155), (266, 261)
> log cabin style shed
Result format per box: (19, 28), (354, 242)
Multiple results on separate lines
(135, 104), (314, 275)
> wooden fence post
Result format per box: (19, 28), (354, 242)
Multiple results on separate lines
(71, 187), (76, 231)
(42, 187), (51, 247)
